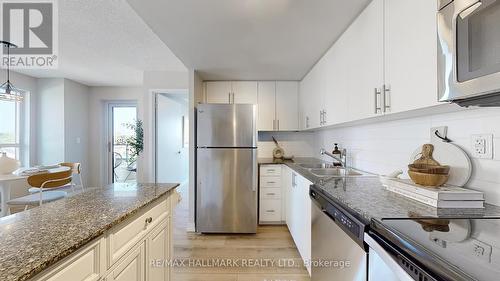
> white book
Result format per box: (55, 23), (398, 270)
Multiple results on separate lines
(386, 185), (484, 209)
(387, 178), (484, 201)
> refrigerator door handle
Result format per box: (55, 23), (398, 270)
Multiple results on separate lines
(252, 150), (257, 192)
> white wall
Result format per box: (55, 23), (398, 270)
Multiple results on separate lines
(63, 79), (90, 185)
(313, 107), (500, 206)
(258, 131), (315, 158)
(36, 78), (65, 165)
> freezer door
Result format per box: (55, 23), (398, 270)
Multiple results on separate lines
(197, 148), (257, 233)
(197, 104), (257, 148)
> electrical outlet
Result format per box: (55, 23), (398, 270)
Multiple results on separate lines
(471, 134), (493, 159)
(469, 238), (492, 263)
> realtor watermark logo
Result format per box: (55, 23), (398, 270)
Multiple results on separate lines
(0, 0), (58, 69)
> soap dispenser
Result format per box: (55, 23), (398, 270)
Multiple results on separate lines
(332, 144), (342, 167)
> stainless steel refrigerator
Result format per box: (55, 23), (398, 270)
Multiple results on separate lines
(196, 104), (258, 233)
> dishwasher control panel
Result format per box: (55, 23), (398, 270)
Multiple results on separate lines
(310, 185), (367, 248)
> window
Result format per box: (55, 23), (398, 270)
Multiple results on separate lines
(0, 95), (28, 164)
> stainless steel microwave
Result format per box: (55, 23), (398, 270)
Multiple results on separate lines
(438, 0), (500, 107)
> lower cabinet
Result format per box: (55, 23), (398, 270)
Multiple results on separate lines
(31, 192), (176, 281)
(283, 166), (312, 276)
(106, 242), (145, 281)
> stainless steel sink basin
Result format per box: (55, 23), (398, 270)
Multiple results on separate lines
(309, 168), (371, 177)
(298, 163), (335, 169)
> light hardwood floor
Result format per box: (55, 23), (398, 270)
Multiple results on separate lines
(172, 184), (310, 281)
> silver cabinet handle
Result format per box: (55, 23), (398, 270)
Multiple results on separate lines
(145, 217), (153, 224)
(306, 116), (310, 128)
(383, 84), (391, 113)
(267, 181), (276, 184)
(374, 88), (382, 114)
(228, 93), (231, 104)
(277, 119), (280, 131)
(267, 193), (276, 195)
(323, 110), (327, 125)
(292, 173), (297, 187)
(265, 210), (275, 213)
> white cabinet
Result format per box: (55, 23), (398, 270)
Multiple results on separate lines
(106, 243), (145, 281)
(298, 0), (439, 127)
(257, 81), (299, 131)
(205, 81), (232, 104)
(285, 169), (311, 275)
(146, 219), (170, 281)
(275, 81), (299, 131)
(204, 81), (257, 104)
(345, 0), (384, 122)
(232, 81), (258, 104)
(257, 81), (276, 131)
(383, 0), (439, 113)
(33, 192), (176, 281)
(259, 165), (284, 224)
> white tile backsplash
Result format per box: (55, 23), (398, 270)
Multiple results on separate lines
(313, 107), (500, 206)
(257, 131), (315, 158)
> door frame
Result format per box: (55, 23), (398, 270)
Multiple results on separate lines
(104, 101), (138, 184)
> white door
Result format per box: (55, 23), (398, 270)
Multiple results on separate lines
(384, 0), (438, 113)
(147, 220), (170, 281)
(232, 81), (258, 104)
(155, 93), (189, 184)
(257, 81), (276, 131)
(345, 0), (384, 121)
(107, 243), (145, 281)
(276, 81), (299, 131)
(205, 81), (232, 104)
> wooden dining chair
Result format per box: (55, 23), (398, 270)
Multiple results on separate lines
(28, 162), (84, 194)
(7, 169), (72, 213)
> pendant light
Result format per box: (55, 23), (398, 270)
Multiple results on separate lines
(0, 40), (24, 102)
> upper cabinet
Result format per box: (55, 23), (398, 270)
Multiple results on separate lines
(205, 81), (257, 104)
(299, 0), (439, 129)
(383, 0), (439, 114)
(205, 81), (298, 131)
(275, 81), (299, 131)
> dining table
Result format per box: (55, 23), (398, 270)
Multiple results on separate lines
(0, 166), (71, 217)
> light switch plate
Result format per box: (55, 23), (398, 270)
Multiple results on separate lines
(471, 134), (493, 159)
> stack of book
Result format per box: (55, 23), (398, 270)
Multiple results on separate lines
(384, 178), (484, 208)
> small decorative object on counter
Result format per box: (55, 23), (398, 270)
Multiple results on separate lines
(272, 136), (285, 159)
(331, 143), (343, 167)
(408, 144), (450, 187)
(0, 152), (20, 175)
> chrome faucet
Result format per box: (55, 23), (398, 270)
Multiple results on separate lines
(320, 147), (347, 168)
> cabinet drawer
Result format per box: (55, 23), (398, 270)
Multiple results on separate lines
(107, 196), (170, 269)
(260, 165), (282, 176)
(33, 238), (104, 281)
(106, 241), (145, 281)
(259, 199), (282, 222)
(260, 176), (281, 188)
(260, 188), (281, 199)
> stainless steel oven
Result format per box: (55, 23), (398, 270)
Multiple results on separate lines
(438, 0), (500, 106)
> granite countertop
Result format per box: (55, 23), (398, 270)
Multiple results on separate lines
(0, 182), (179, 281)
(259, 157), (500, 223)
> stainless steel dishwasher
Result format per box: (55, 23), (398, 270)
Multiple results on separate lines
(310, 185), (369, 281)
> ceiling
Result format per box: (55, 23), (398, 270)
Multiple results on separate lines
(126, 0), (371, 81)
(15, 0), (187, 87)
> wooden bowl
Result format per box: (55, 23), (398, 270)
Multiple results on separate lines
(408, 170), (449, 187)
(408, 164), (450, 175)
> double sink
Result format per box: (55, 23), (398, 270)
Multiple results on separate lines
(297, 163), (373, 178)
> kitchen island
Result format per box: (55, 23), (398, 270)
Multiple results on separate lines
(0, 182), (179, 281)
